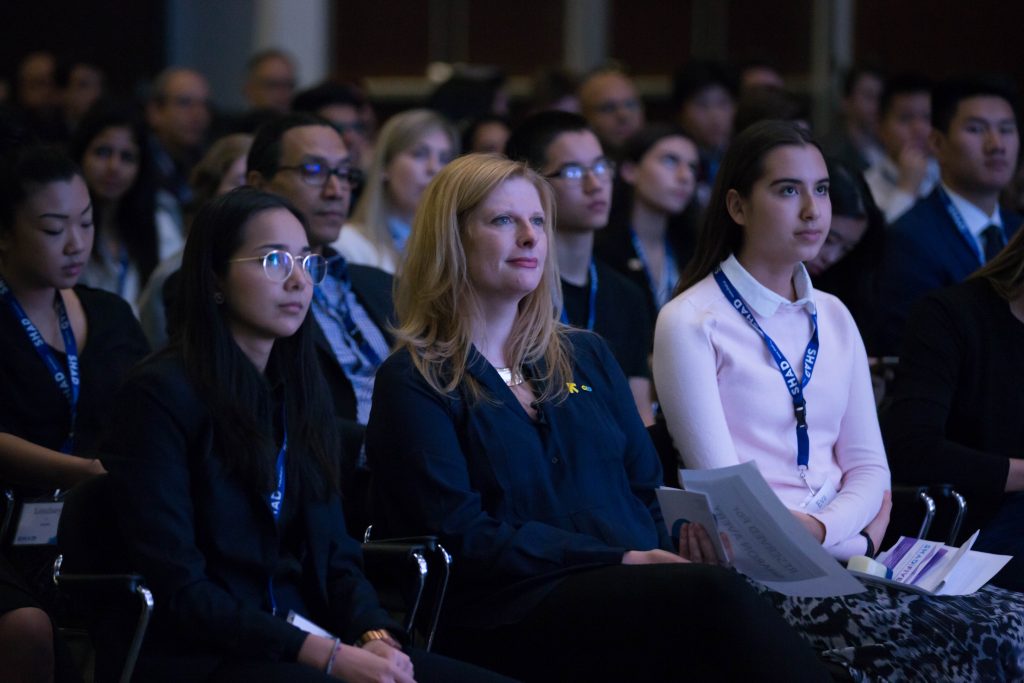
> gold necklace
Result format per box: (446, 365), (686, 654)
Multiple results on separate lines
(495, 366), (524, 387)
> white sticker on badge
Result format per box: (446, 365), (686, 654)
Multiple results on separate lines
(13, 501), (64, 545)
(799, 478), (838, 513)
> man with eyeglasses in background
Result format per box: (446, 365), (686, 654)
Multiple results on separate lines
(578, 67), (645, 161)
(506, 111), (655, 424)
(247, 113), (392, 510)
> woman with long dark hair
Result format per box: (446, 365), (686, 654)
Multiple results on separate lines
(656, 120), (1024, 680)
(594, 124), (700, 320)
(70, 101), (178, 311)
(100, 187), (508, 682)
(0, 143), (149, 681)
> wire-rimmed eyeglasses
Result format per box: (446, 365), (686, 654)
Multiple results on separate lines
(229, 250), (328, 285)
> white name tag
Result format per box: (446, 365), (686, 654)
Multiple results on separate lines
(799, 477), (838, 513)
(286, 610), (334, 638)
(13, 501), (64, 545)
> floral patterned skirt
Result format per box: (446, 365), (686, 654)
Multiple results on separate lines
(749, 578), (1024, 682)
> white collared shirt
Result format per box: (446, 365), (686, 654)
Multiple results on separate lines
(941, 183), (1003, 256)
(719, 254), (817, 318)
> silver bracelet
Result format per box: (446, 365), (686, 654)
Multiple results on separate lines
(324, 638), (342, 676)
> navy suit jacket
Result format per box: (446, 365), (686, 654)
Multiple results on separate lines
(101, 355), (400, 678)
(876, 188), (1022, 355)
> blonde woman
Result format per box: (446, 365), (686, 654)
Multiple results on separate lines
(366, 153), (829, 683)
(333, 109), (457, 273)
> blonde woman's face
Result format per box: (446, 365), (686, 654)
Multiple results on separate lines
(385, 128), (455, 219)
(463, 177), (547, 308)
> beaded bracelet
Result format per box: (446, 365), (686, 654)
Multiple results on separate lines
(324, 638), (342, 676)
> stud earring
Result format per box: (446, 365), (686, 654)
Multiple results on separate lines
(213, 292), (225, 304)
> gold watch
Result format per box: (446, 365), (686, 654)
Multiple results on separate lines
(358, 629), (398, 648)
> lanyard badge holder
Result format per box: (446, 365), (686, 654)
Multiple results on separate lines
(0, 277), (79, 545)
(713, 268), (820, 495)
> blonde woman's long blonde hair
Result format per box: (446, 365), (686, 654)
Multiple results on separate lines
(395, 153), (572, 404)
(349, 109), (458, 269)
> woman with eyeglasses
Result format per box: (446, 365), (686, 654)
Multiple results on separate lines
(100, 187), (512, 682)
(0, 143), (149, 682)
(333, 109), (458, 274)
(595, 125), (700, 321)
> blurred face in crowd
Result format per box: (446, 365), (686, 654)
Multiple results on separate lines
(623, 135), (699, 216)
(542, 129), (612, 232)
(257, 124), (352, 248)
(804, 215), (868, 277)
(845, 73), (883, 135)
(149, 69), (211, 154)
(933, 95), (1020, 200)
(245, 55), (296, 114)
(318, 103), (371, 169)
(385, 127), (455, 220)
(81, 125), (141, 202)
(878, 92), (931, 162)
(470, 121), (511, 155)
(18, 51), (58, 112)
(64, 63), (105, 124)
(579, 72), (644, 151)
(679, 85), (735, 152)
(0, 176), (93, 291)
(218, 154), (249, 196)
(740, 66), (784, 94)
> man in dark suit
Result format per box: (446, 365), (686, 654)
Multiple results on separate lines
(876, 78), (1021, 355)
(247, 113), (393, 487)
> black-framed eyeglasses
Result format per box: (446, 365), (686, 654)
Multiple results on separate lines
(544, 158), (615, 183)
(229, 250), (328, 284)
(278, 162), (364, 188)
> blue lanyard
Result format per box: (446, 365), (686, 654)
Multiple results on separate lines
(0, 277), (79, 453)
(266, 420), (287, 615)
(629, 228), (676, 309)
(936, 186), (1002, 265)
(713, 267), (818, 484)
(560, 260), (598, 330)
(315, 257), (383, 368)
(115, 249), (131, 298)
(268, 426), (287, 522)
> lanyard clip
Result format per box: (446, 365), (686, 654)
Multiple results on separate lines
(793, 401), (808, 429)
(798, 465), (814, 492)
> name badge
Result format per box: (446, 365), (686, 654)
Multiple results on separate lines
(799, 477), (838, 513)
(13, 501), (64, 545)
(287, 610), (333, 638)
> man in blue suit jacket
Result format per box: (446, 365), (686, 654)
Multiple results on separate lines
(876, 78), (1021, 355)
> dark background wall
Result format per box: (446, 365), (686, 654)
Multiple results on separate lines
(2, 1), (1023, 114)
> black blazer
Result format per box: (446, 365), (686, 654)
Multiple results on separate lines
(101, 355), (399, 678)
